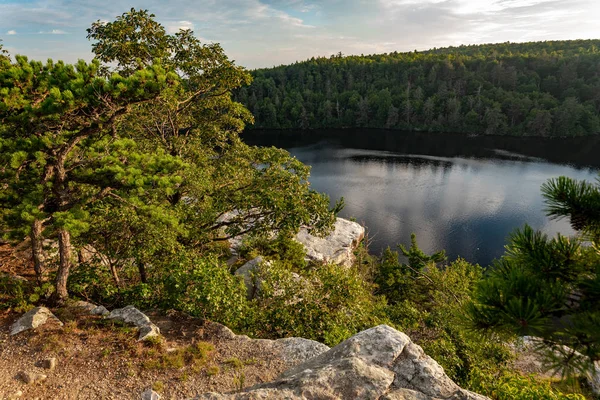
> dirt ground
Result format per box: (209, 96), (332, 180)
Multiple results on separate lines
(0, 307), (289, 400)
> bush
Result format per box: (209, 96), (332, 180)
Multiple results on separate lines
(468, 369), (587, 400)
(251, 260), (387, 346)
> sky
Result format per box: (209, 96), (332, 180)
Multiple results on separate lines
(1, 0), (599, 69)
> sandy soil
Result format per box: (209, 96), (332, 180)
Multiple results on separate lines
(0, 308), (289, 400)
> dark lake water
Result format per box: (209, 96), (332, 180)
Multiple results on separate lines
(244, 130), (600, 266)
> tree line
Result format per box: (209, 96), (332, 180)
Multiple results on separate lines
(237, 40), (600, 136)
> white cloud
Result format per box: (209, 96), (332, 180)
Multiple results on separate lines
(38, 29), (68, 34)
(0, 0), (599, 68)
(7, 30), (17, 35)
(167, 20), (194, 33)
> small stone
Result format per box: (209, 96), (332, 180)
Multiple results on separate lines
(7, 391), (23, 400)
(39, 357), (57, 370)
(17, 371), (47, 384)
(141, 388), (161, 400)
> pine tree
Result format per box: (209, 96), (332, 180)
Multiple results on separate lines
(467, 174), (600, 378)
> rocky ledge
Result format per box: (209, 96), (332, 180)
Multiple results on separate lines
(193, 325), (488, 400)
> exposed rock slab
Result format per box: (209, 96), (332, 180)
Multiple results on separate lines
(108, 305), (160, 341)
(201, 321), (330, 368)
(295, 217), (365, 267)
(193, 325), (488, 400)
(226, 216), (365, 268)
(9, 307), (63, 335)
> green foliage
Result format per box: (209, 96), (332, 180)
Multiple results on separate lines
(375, 236), (509, 386)
(161, 256), (252, 330)
(0, 274), (54, 312)
(239, 40), (600, 137)
(468, 369), (587, 400)
(252, 260), (387, 346)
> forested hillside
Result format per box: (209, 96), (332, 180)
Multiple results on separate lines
(237, 40), (600, 136)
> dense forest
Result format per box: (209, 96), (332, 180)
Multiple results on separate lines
(238, 40), (600, 136)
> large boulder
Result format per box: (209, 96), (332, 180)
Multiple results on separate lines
(226, 216), (365, 268)
(9, 306), (63, 335)
(108, 305), (160, 341)
(201, 321), (330, 368)
(193, 325), (488, 400)
(295, 217), (365, 267)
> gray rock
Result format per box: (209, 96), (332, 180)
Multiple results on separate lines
(108, 305), (160, 341)
(224, 215), (365, 268)
(234, 256), (267, 299)
(275, 337), (331, 365)
(295, 217), (365, 267)
(37, 357), (57, 371)
(91, 305), (110, 316)
(590, 361), (600, 396)
(73, 300), (110, 316)
(193, 325), (488, 400)
(17, 371), (47, 384)
(10, 307), (63, 335)
(141, 388), (161, 400)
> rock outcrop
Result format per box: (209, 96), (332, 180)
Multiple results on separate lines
(202, 321), (330, 368)
(9, 306), (63, 335)
(226, 216), (365, 268)
(108, 305), (161, 341)
(194, 325), (488, 400)
(295, 217), (365, 267)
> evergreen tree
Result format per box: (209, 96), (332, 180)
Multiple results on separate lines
(467, 174), (600, 378)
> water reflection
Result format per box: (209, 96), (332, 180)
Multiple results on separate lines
(258, 135), (599, 266)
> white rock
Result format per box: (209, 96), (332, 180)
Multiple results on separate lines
(274, 337), (331, 365)
(225, 215), (365, 268)
(141, 388), (161, 400)
(108, 305), (160, 341)
(10, 307), (63, 335)
(193, 325), (488, 400)
(295, 217), (365, 267)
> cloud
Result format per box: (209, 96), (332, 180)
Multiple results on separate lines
(38, 29), (68, 35)
(7, 30), (17, 35)
(167, 20), (194, 33)
(0, 0), (598, 68)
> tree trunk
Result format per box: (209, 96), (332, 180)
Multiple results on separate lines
(109, 262), (121, 287)
(137, 260), (148, 284)
(30, 219), (46, 284)
(54, 229), (72, 304)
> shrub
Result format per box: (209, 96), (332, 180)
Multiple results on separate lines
(251, 260), (387, 346)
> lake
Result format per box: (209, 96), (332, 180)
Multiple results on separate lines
(244, 130), (600, 267)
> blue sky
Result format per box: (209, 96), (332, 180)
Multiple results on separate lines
(1, 0), (599, 69)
